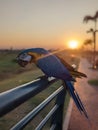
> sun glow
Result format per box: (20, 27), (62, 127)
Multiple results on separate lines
(68, 40), (79, 49)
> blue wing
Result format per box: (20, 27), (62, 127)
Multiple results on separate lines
(65, 81), (88, 119)
(37, 54), (75, 81)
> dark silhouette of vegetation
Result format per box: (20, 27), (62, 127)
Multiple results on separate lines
(83, 39), (93, 45)
(83, 11), (98, 68)
(88, 79), (98, 86)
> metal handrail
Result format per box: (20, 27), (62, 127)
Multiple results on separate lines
(0, 77), (67, 130)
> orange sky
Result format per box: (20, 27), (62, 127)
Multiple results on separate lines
(0, 0), (98, 50)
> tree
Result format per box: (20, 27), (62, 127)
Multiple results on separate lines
(83, 39), (93, 46)
(83, 39), (93, 51)
(83, 11), (98, 28)
(83, 11), (98, 68)
(83, 39), (93, 63)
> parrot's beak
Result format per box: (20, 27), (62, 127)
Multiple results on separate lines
(17, 59), (28, 67)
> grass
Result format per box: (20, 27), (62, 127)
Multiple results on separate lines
(0, 50), (79, 129)
(88, 79), (98, 86)
(0, 69), (43, 92)
(0, 51), (34, 81)
(0, 52), (18, 72)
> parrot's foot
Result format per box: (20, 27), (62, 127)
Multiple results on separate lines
(37, 75), (48, 80)
(37, 75), (56, 81)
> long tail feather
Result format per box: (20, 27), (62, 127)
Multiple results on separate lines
(74, 70), (87, 77)
(74, 91), (89, 118)
(64, 81), (89, 119)
(70, 70), (87, 78)
(65, 81), (83, 114)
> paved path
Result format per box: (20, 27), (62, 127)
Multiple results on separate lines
(68, 58), (98, 130)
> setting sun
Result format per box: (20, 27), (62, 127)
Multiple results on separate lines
(68, 40), (79, 49)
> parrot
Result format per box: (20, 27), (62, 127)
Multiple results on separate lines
(17, 48), (89, 119)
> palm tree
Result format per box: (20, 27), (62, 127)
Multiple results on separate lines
(83, 11), (98, 68)
(83, 39), (93, 51)
(83, 39), (93, 63)
(83, 39), (93, 45)
(83, 11), (98, 28)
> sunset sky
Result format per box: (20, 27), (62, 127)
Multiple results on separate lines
(0, 0), (98, 50)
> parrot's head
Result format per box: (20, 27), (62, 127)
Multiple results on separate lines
(17, 48), (49, 67)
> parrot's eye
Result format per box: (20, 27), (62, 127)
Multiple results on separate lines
(19, 53), (28, 59)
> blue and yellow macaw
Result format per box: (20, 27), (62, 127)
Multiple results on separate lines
(17, 48), (88, 119)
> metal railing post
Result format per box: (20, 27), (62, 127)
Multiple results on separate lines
(51, 84), (67, 130)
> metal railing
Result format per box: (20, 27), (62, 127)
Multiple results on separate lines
(0, 77), (68, 130)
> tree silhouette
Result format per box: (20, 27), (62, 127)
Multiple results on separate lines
(83, 11), (98, 68)
(83, 11), (98, 26)
(83, 39), (93, 46)
(83, 39), (93, 51)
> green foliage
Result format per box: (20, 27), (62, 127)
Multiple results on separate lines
(88, 79), (98, 86)
(0, 53), (18, 71)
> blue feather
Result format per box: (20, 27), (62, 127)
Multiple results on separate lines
(37, 54), (74, 81)
(65, 81), (88, 118)
(19, 48), (49, 56)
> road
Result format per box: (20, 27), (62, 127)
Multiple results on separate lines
(68, 58), (98, 130)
